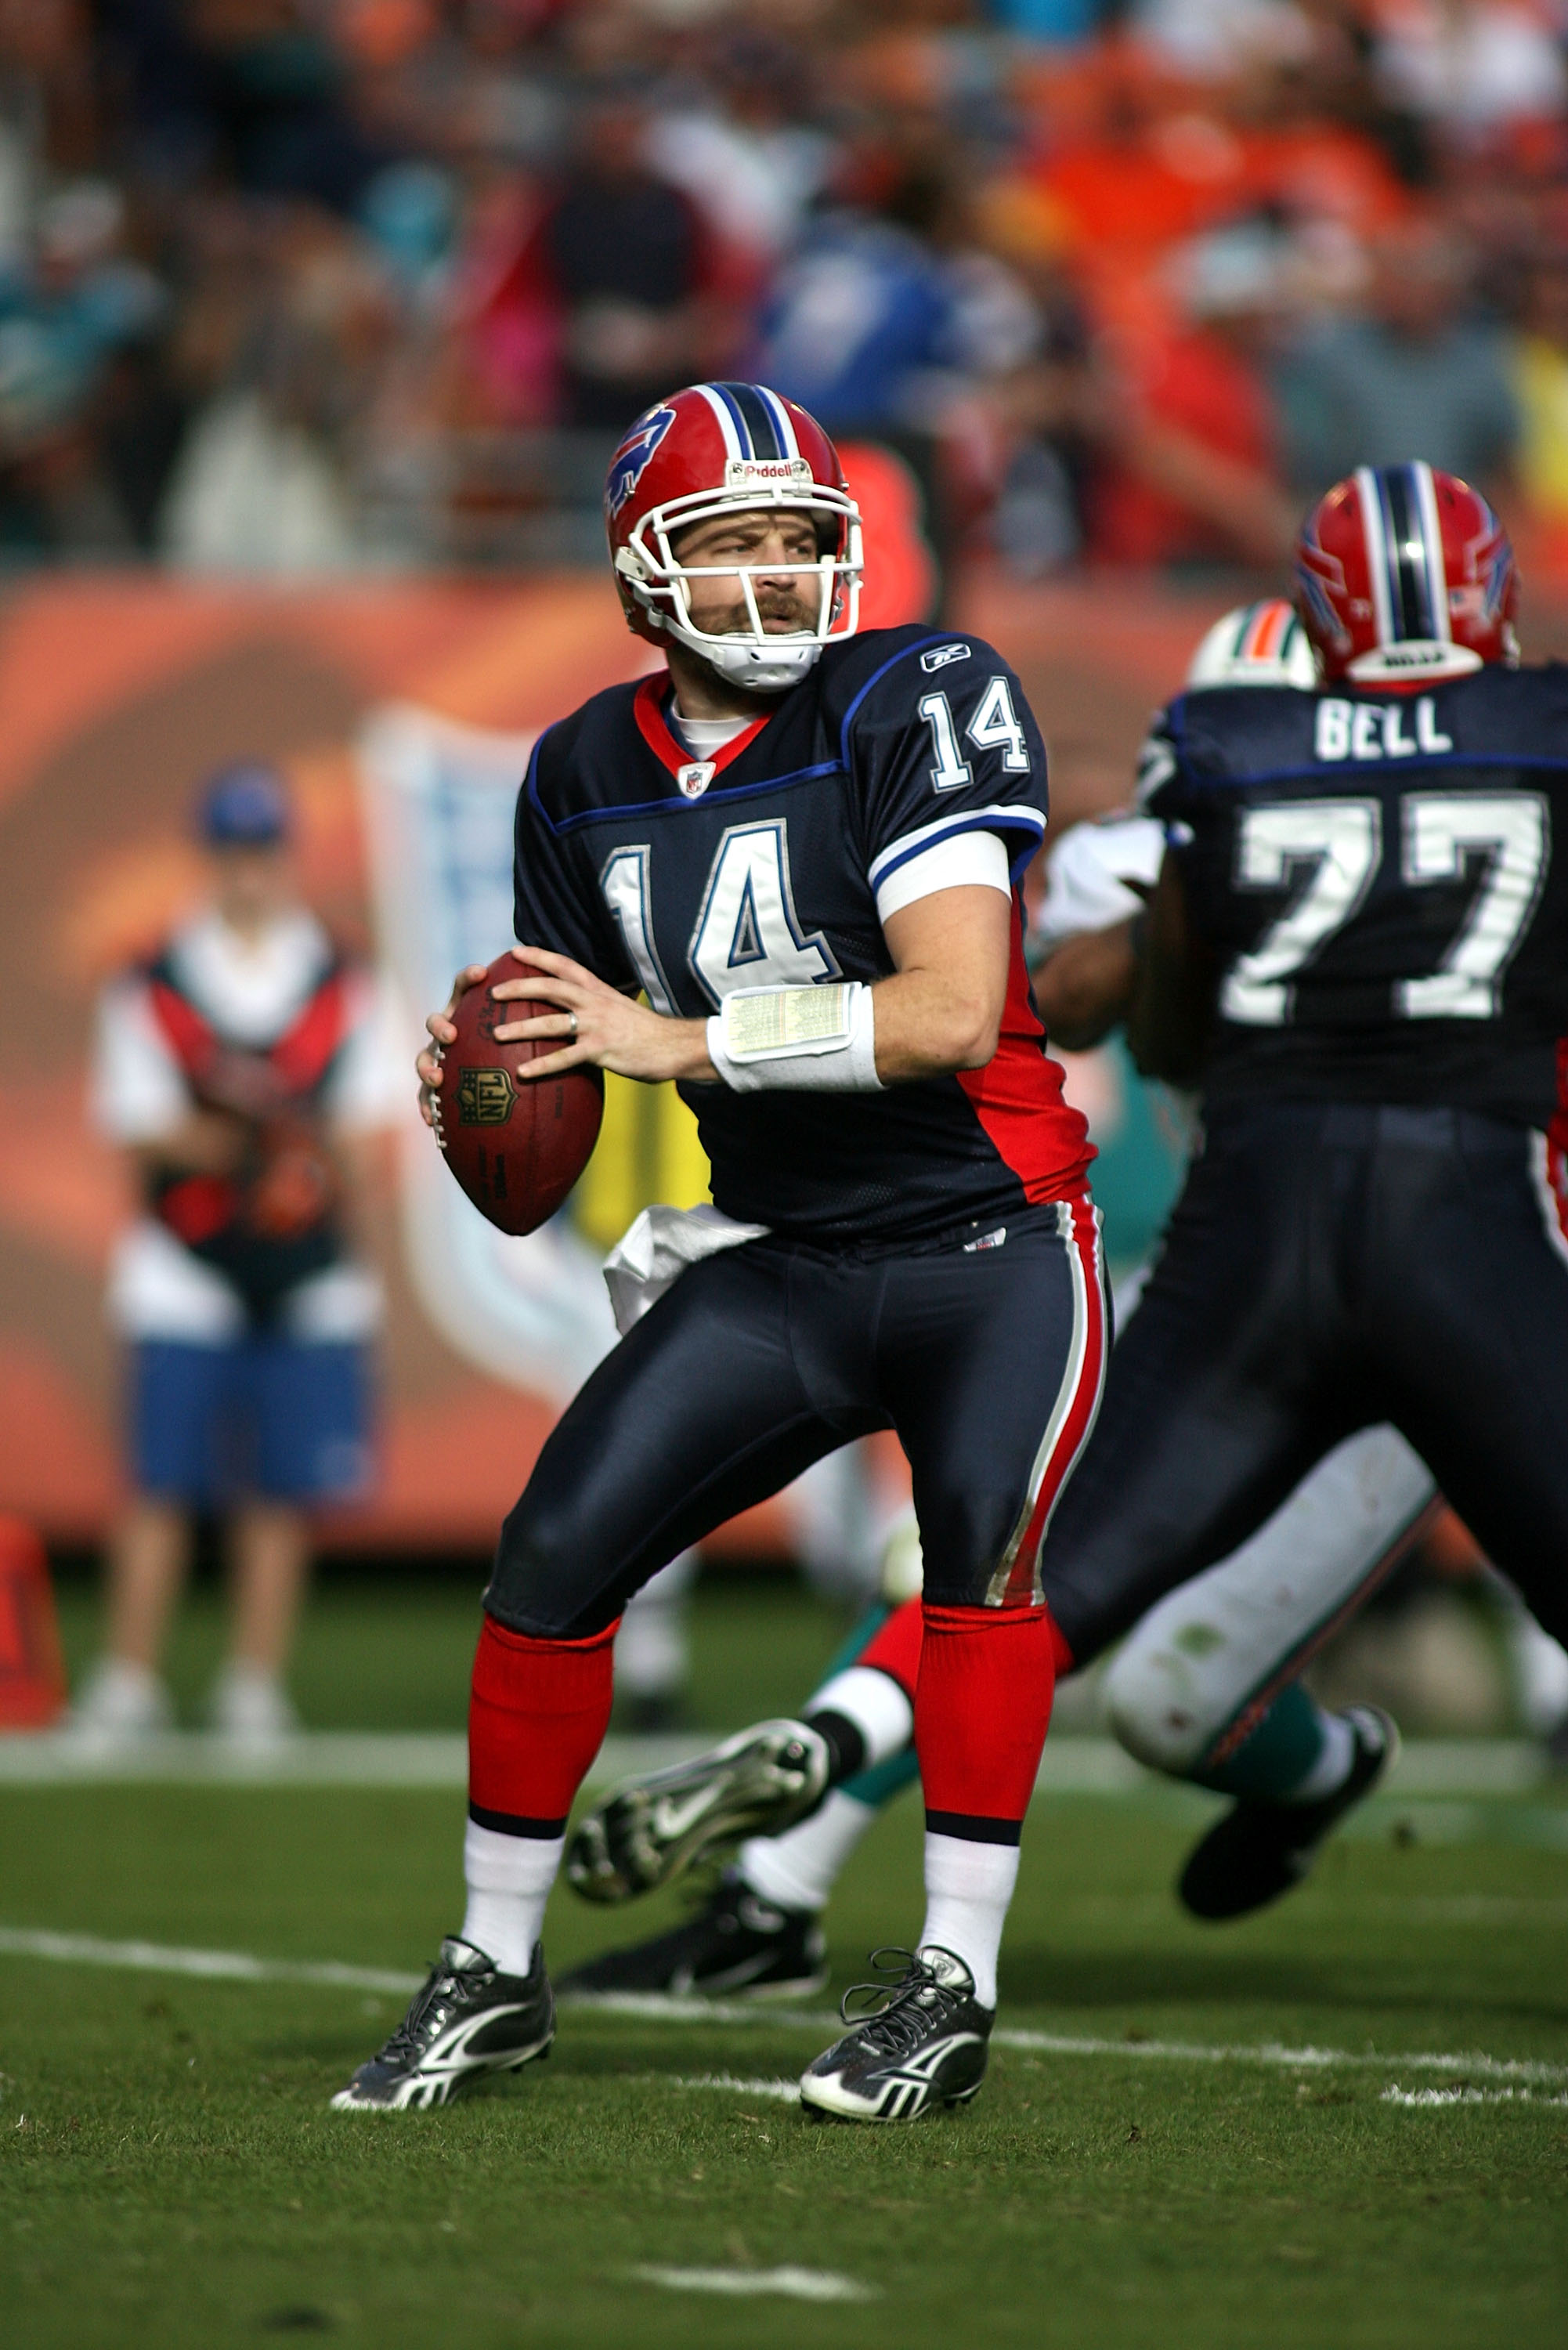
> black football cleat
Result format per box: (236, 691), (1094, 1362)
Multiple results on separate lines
(330, 1936), (554, 2111)
(556, 1871), (828, 2001)
(1178, 1705), (1400, 1922)
(799, 1946), (993, 2124)
(566, 1719), (829, 1904)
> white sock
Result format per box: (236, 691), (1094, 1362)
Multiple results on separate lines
(808, 1665), (913, 1771)
(918, 1831), (1020, 2010)
(1287, 1709), (1356, 1802)
(461, 1820), (561, 1975)
(738, 1789), (877, 1914)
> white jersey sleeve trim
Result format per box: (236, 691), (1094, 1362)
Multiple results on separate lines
(874, 828), (1013, 923)
(868, 801), (1043, 893)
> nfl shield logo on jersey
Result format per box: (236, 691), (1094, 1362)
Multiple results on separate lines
(677, 761), (715, 799)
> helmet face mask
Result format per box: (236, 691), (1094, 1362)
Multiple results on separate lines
(1295, 462), (1519, 687)
(605, 385), (863, 692)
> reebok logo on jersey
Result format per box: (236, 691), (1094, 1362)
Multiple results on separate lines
(921, 642), (971, 674)
(1313, 696), (1454, 763)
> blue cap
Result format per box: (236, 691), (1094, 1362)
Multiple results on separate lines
(198, 764), (290, 848)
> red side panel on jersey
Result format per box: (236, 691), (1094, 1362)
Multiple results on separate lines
(958, 906), (1094, 1202)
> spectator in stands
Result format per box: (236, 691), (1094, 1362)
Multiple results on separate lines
(1511, 244), (1568, 537)
(504, 85), (742, 433)
(1278, 213), (1519, 494)
(645, 31), (833, 269)
(1372, 0), (1567, 150)
(1085, 217), (1299, 569)
(71, 765), (398, 1749)
(757, 157), (1046, 587)
(0, 175), (167, 556)
(158, 202), (394, 572)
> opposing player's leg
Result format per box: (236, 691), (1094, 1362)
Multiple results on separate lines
(1104, 1423), (1434, 1917)
(559, 1605), (921, 2000)
(800, 1199), (1106, 2123)
(334, 1241), (882, 2110)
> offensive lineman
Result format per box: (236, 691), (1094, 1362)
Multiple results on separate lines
(333, 383), (1104, 2120)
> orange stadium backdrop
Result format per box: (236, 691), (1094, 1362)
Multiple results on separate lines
(7, 569), (1566, 1555)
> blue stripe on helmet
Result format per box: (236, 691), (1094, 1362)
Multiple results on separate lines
(721, 382), (783, 461)
(1376, 464), (1436, 642)
(710, 381), (754, 457)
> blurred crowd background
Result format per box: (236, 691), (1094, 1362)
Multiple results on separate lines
(7, 0), (1568, 585)
(5, 0), (1568, 1748)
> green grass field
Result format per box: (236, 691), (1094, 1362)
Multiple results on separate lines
(4, 1579), (1566, 2348)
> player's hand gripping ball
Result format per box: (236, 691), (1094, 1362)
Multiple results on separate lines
(432, 953), (603, 1235)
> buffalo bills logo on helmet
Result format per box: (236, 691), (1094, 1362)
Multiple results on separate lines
(605, 406), (676, 518)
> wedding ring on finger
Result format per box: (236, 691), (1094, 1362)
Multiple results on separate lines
(568, 1012), (579, 1039)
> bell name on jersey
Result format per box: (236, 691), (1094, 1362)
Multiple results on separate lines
(1138, 665), (1568, 1123)
(513, 623), (1093, 1241)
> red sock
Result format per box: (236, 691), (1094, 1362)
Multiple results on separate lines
(468, 1614), (618, 1835)
(854, 1594), (924, 1699)
(916, 1603), (1064, 1838)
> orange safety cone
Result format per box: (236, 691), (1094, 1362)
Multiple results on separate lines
(0, 1517), (67, 1730)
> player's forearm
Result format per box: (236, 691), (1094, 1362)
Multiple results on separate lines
(1032, 920), (1140, 1052)
(868, 964), (1003, 1081)
(1125, 857), (1213, 1082)
(873, 884), (1011, 1083)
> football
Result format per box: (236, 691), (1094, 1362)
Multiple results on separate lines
(433, 952), (604, 1235)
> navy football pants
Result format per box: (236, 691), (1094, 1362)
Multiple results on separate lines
(486, 1202), (1107, 1636)
(1041, 1102), (1568, 1661)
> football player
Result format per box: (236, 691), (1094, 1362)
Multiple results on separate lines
(566, 496), (1568, 1971)
(333, 383), (1105, 2120)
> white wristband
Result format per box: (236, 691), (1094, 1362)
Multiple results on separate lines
(706, 982), (883, 1094)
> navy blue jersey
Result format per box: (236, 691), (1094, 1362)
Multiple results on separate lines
(1139, 664), (1568, 1126)
(513, 623), (1093, 1242)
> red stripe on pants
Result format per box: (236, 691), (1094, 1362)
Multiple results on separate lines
(996, 1194), (1108, 1605)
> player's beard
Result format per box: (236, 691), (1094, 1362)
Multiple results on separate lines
(706, 583), (822, 638)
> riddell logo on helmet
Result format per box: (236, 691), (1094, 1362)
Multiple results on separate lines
(724, 457), (812, 488)
(1374, 644), (1448, 669)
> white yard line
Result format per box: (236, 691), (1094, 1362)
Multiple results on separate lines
(672, 2074), (802, 2102)
(634, 2265), (876, 2302)
(0, 1927), (421, 1996)
(1382, 2084), (1568, 2110)
(2, 1925), (1563, 2088)
(0, 1731), (1552, 1797)
(991, 2030), (1568, 2086)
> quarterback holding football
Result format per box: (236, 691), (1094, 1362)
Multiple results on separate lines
(334, 382), (1104, 2121)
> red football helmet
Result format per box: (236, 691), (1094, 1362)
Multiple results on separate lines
(604, 382), (862, 692)
(1295, 463), (1518, 685)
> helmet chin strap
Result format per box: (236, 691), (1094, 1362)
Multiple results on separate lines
(661, 612), (823, 693)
